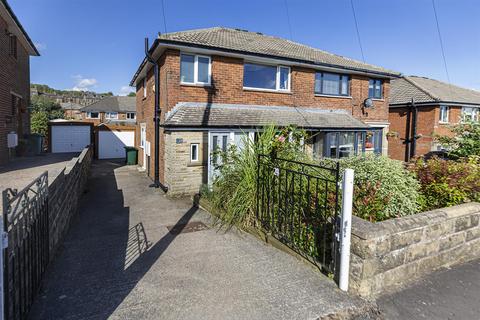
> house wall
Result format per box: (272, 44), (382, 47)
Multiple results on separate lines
(388, 105), (463, 161)
(0, 15), (31, 165)
(135, 49), (392, 186)
(79, 111), (131, 125)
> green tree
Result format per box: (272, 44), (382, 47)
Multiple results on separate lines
(436, 121), (480, 159)
(127, 92), (136, 97)
(30, 95), (65, 135)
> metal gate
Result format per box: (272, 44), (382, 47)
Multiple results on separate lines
(256, 154), (341, 275)
(2, 172), (49, 320)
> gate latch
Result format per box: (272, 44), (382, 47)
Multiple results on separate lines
(1, 232), (8, 249)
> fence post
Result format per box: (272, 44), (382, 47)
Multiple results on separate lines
(339, 168), (354, 292)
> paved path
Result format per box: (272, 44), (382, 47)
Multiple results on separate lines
(29, 160), (373, 320)
(378, 259), (480, 320)
(0, 153), (78, 194)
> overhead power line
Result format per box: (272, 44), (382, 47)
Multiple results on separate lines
(350, 0), (365, 63)
(431, 0), (451, 86)
(284, 0), (294, 40)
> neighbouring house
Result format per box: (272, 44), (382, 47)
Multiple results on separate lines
(60, 102), (83, 120)
(79, 96), (136, 125)
(388, 76), (480, 161)
(0, 0), (39, 165)
(130, 27), (400, 195)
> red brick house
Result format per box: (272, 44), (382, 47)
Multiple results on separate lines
(79, 96), (136, 126)
(388, 76), (480, 161)
(0, 0), (39, 165)
(130, 27), (399, 195)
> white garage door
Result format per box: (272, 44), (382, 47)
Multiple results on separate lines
(51, 125), (91, 153)
(98, 130), (135, 159)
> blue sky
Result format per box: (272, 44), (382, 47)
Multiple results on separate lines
(9, 0), (480, 95)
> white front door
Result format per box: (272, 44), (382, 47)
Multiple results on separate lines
(208, 132), (230, 183)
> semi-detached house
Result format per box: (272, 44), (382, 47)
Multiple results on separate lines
(130, 27), (400, 195)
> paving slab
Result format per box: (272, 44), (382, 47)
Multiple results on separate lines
(29, 160), (376, 320)
(377, 259), (480, 320)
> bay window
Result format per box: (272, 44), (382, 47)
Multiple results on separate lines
(243, 63), (290, 91)
(462, 106), (479, 122)
(315, 72), (349, 96)
(180, 53), (211, 85)
(313, 129), (383, 159)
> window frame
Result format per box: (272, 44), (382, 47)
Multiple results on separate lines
(143, 78), (147, 98)
(190, 143), (199, 162)
(462, 106), (479, 122)
(105, 112), (118, 120)
(314, 72), (350, 96)
(180, 53), (212, 86)
(243, 62), (291, 92)
(439, 105), (450, 124)
(126, 112), (136, 120)
(368, 79), (383, 99)
(86, 111), (99, 119)
(9, 35), (17, 59)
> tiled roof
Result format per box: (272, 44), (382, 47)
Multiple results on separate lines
(81, 96), (136, 112)
(164, 102), (369, 129)
(159, 27), (399, 76)
(60, 102), (83, 110)
(390, 76), (480, 105)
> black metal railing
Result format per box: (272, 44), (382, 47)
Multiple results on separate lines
(256, 154), (340, 274)
(2, 171), (49, 320)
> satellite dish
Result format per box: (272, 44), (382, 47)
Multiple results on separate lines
(364, 98), (374, 108)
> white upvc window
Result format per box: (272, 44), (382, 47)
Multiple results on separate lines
(180, 53), (211, 85)
(86, 112), (99, 119)
(243, 63), (291, 92)
(105, 112), (118, 120)
(462, 106), (479, 122)
(140, 123), (146, 148)
(143, 78), (147, 97)
(439, 106), (449, 123)
(190, 143), (199, 162)
(126, 112), (136, 120)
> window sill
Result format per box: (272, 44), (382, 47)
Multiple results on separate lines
(181, 82), (212, 88)
(243, 87), (292, 94)
(187, 161), (206, 167)
(439, 122), (450, 125)
(371, 98), (385, 102)
(315, 94), (352, 99)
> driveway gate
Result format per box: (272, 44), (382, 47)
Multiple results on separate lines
(2, 172), (49, 320)
(256, 154), (341, 275)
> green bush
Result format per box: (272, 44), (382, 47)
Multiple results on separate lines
(319, 155), (421, 221)
(411, 156), (480, 211)
(436, 121), (480, 159)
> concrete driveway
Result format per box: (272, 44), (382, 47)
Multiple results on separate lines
(29, 160), (373, 320)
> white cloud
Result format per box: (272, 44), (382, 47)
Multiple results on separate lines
(118, 85), (134, 96)
(71, 75), (98, 91)
(34, 42), (47, 51)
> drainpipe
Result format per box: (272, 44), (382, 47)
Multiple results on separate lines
(145, 38), (167, 191)
(410, 98), (418, 160)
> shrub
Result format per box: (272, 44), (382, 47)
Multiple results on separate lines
(411, 156), (480, 211)
(436, 121), (480, 159)
(319, 155), (420, 221)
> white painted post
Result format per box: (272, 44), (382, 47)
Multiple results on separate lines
(339, 168), (354, 292)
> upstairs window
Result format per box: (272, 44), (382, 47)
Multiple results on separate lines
(180, 53), (211, 85)
(439, 106), (449, 123)
(126, 112), (136, 120)
(243, 63), (290, 91)
(87, 112), (99, 119)
(143, 78), (147, 98)
(9, 35), (17, 58)
(368, 79), (383, 99)
(105, 112), (118, 119)
(315, 72), (349, 96)
(462, 106), (479, 122)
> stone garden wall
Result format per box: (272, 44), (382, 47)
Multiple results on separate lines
(349, 202), (480, 298)
(48, 146), (92, 255)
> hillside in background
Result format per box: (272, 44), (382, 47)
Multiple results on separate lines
(31, 84), (113, 107)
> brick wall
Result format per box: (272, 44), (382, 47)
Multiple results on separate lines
(388, 105), (462, 160)
(0, 15), (31, 165)
(135, 49), (391, 183)
(349, 202), (480, 298)
(164, 131), (208, 195)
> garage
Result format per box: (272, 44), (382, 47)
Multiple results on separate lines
(97, 128), (135, 159)
(49, 122), (93, 153)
